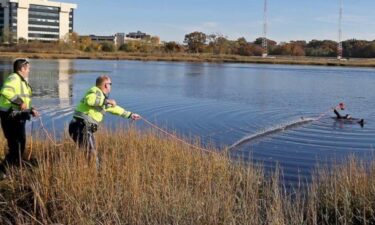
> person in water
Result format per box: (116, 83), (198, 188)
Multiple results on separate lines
(333, 103), (364, 127)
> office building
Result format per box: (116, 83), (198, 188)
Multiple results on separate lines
(0, 0), (77, 42)
(83, 33), (126, 46)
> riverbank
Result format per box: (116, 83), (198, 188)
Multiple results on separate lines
(0, 127), (374, 224)
(1, 51), (375, 67)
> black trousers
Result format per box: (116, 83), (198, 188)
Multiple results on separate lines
(333, 109), (349, 119)
(0, 111), (27, 167)
(68, 117), (97, 154)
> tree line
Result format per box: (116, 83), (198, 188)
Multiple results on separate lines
(182, 31), (375, 58)
(78, 31), (375, 58)
(1, 31), (375, 58)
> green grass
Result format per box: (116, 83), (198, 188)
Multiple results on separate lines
(0, 127), (374, 224)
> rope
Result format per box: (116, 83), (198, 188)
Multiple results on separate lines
(316, 104), (342, 121)
(316, 109), (333, 121)
(37, 117), (65, 147)
(141, 117), (214, 154)
(141, 105), (341, 153)
(29, 104), (342, 154)
(36, 116), (214, 153)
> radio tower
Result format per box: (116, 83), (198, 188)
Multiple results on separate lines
(337, 0), (343, 60)
(262, 0), (268, 57)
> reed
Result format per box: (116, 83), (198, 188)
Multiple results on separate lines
(0, 127), (374, 224)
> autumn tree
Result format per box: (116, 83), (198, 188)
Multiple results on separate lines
(1, 27), (15, 44)
(269, 40), (304, 56)
(100, 42), (116, 52)
(163, 41), (184, 53)
(150, 36), (160, 45)
(184, 31), (207, 53)
(254, 37), (277, 47)
(207, 34), (232, 55)
(118, 41), (140, 52)
(305, 40), (336, 57)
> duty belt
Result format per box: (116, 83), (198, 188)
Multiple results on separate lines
(73, 111), (99, 126)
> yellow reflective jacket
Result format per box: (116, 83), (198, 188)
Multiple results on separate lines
(73, 86), (132, 125)
(0, 73), (32, 111)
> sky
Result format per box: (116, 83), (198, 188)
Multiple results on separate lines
(62, 0), (375, 43)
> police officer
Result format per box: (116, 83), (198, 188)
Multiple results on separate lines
(0, 58), (39, 171)
(69, 75), (140, 160)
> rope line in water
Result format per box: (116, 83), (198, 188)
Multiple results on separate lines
(228, 117), (316, 150)
(31, 105), (340, 154)
(229, 106), (340, 150)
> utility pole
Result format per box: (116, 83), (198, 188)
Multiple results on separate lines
(337, 0), (343, 60)
(262, 0), (268, 58)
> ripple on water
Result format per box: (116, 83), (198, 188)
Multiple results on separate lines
(15, 59), (374, 185)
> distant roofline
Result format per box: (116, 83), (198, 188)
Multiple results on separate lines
(2, 0), (77, 9)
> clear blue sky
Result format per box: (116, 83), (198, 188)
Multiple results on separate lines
(62, 0), (375, 43)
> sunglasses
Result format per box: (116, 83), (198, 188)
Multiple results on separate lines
(15, 58), (30, 66)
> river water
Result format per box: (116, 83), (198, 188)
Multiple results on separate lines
(1, 59), (374, 182)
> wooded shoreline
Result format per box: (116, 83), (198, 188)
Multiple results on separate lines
(1, 51), (375, 68)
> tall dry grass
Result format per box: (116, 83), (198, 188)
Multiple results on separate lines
(0, 127), (374, 224)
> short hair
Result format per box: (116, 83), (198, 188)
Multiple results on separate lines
(96, 75), (110, 86)
(13, 58), (30, 73)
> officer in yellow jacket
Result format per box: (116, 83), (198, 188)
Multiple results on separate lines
(69, 75), (140, 159)
(0, 59), (39, 171)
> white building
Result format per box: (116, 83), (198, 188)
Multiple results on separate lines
(83, 33), (126, 46)
(0, 0), (77, 42)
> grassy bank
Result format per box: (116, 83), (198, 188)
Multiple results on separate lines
(0, 127), (375, 224)
(1, 51), (375, 68)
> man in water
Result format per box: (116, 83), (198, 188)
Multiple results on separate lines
(333, 103), (364, 127)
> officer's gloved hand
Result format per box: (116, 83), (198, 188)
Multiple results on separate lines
(10, 110), (31, 121)
(20, 111), (31, 121)
(130, 113), (141, 120)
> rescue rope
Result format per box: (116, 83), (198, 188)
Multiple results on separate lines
(36, 117), (65, 147)
(197, 105), (340, 142)
(28, 103), (342, 155)
(33, 116), (215, 154)
(316, 104), (342, 121)
(228, 104), (342, 150)
(141, 117), (215, 154)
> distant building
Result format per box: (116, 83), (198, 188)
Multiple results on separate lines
(82, 31), (159, 46)
(85, 35), (115, 43)
(125, 31), (150, 41)
(82, 33), (125, 46)
(0, 0), (77, 42)
(115, 32), (125, 46)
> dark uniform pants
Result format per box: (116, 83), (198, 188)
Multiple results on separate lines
(68, 117), (97, 154)
(0, 111), (27, 167)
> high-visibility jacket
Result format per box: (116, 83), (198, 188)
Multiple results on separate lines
(73, 86), (132, 125)
(0, 73), (32, 111)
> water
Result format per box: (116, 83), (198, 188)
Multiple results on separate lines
(1, 59), (374, 182)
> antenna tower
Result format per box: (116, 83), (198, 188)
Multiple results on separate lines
(262, 0), (268, 57)
(337, 0), (343, 59)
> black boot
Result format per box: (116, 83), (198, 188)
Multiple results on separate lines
(358, 119), (364, 127)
